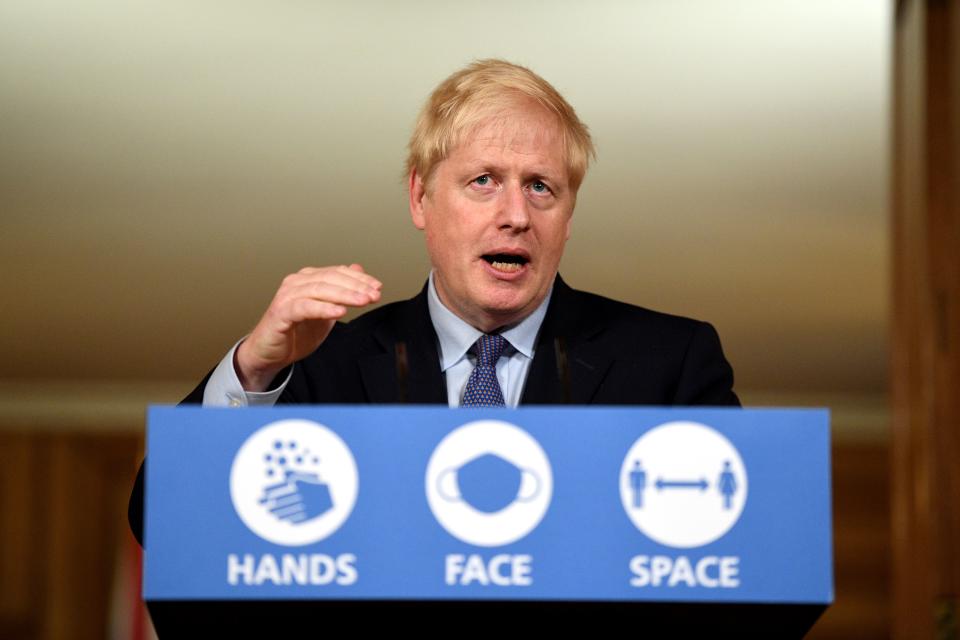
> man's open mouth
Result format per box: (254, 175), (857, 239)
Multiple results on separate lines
(482, 253), (529, 273)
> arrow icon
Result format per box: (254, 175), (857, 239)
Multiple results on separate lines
(655, 477), (709, 491)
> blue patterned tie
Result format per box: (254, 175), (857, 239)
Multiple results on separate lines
(461, 334), (507, 407)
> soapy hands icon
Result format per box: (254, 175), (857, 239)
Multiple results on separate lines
(258, 470), (334, 524)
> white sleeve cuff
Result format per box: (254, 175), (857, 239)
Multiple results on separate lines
(201, 338), (293, 407)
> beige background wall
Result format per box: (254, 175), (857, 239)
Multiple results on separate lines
(0, 0), (890, 435)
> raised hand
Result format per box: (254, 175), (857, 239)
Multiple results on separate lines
(235, 264), (382, 391)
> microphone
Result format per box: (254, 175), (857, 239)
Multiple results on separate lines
(395, 341), (409, 404)
(554, 337), (571, 404)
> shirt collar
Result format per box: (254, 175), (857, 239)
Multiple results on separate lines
(426, 271), (553, 372)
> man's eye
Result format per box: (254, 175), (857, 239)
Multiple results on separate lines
(473, 175), (492, 186)
(530, 180), (550, 194)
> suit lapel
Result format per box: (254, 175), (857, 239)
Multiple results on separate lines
(357, 353), (398, 403)
(359, 284), (447, 405)
(521, 276), (614, 405)
(567, 337), (616, 404)
(518, 337), (561, 404)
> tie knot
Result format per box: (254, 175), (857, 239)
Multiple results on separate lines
(473, 334), (507, 367)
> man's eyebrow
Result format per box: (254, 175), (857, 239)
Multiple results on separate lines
(527, 167), (561, 179)
(462, 160), (562, 177)
(462, 160), (506, 173)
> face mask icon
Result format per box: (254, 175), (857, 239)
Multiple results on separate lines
(437, 452), (541, 513)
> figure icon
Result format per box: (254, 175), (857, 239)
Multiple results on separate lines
(629, 460), (647, 508)
(718, 460), (738, 510)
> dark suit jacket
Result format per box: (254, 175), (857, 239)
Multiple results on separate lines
(129, 276), (738, 544)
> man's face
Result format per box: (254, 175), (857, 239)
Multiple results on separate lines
(409, 100), (575, 332)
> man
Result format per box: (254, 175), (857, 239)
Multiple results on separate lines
(129, 59), (738, 544)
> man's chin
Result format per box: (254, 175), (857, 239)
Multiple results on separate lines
(475, 294), (542, 330)
(439, 278), (550, 331)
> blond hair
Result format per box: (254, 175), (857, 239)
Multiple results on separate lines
(406, 59), (595, 191)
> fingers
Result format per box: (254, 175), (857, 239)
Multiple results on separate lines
(268, 493), (302, 510)
(275, 267), (380, 314)
(260, 483), (306, 519)
(273, 282), (381, 330)
(273, 266), (381, 321)
(285, 299), (347, 324)
(269, 494), (303, 511)
(259, 481), (296, 504)
(238, 264), (383, 391)
(292, 264), (382, 295)
(285, 280), (379, 309)
(270, 500), (307, 522)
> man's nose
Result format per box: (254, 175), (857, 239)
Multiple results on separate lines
(497, 183), (531, 231)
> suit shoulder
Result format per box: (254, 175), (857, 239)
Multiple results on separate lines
(565, 286), (711, 341)
(561, 285), (739, 406)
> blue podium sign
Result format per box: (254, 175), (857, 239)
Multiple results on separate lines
(144, 406), (832, 607)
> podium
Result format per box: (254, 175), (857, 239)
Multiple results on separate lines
(143, 406), (832, 636)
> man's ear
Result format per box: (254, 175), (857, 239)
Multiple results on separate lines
(408, 168), (427, 230)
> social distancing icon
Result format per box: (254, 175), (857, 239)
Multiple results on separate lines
(620, 421), (748, 548)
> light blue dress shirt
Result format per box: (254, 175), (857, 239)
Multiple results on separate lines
(426, 272), (550, 407)
(202, 272), (553, 408)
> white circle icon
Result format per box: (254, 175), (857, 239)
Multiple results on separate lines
(425, 420), (553, 547)
(230, 419), (358, 546)
(620, 421), (748, 548)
